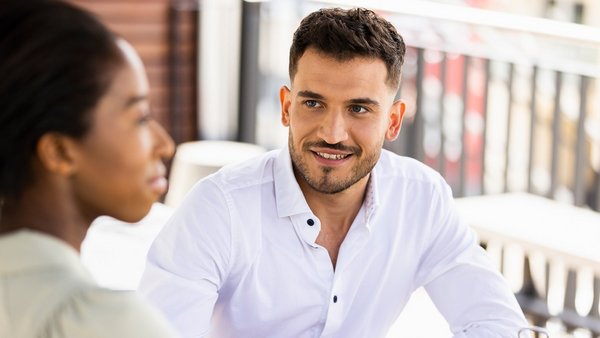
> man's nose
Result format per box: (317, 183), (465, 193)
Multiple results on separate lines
(317, 110), (348, 145)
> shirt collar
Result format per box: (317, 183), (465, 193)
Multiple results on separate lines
(364, 163), (380, 229)
(274, 146), (312, 217)
(274, 146), (381, 226)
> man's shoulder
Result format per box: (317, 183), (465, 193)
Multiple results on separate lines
(377, 149), (443, 184)
(206, 149), (280, 192)
(376, 150), (453, 204)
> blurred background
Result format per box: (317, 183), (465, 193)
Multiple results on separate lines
(68, 0), (600, 205)
(69, 0), (600, 337)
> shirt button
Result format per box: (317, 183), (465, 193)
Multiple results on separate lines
(307, 219), (314, 226)
(333, 295), (338, 303)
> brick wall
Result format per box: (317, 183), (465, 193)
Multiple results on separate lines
(70, 0), (199, 143)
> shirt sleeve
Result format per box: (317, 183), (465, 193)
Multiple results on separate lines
(42, 288), (179, 338)
(139, 179), (232, 338)
(416, 179), (528, 338)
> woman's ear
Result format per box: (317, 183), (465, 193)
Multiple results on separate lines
(36, 133), (78, 176)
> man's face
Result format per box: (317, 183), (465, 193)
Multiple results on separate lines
(280, 48), (405, 195)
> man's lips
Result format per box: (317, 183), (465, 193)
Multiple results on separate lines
(310, 147), (355, 165)
(314, 151), (351, 160)
(304, 142), (360, 164)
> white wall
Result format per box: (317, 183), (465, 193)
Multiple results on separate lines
(198, 0), (242, 140)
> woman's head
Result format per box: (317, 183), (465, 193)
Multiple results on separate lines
(64, 39), (175, 222)
(0, 0), (122, 198)
(0, 0), (174, 222)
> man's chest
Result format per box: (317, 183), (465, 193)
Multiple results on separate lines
(216, 225), (422, 336)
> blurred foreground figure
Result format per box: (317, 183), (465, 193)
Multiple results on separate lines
(141, 6), (527, 338)
(0, 1), (178, 337)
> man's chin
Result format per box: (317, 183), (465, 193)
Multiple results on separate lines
(306, 176), (353, 195)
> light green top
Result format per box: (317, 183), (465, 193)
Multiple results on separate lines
(0, 229), (178, 338)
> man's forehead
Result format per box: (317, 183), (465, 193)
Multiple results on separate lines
(292, 49), (394, 91)
(296, 49), (384, 70)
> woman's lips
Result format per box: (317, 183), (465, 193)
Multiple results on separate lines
(149, 176), (168, 194)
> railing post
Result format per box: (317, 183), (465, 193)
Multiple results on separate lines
(406, 48), (425, 161)
(238, 0), (263, 143)
(458, 55), (470, 198)
(563, 269), (578, 332)
(438, 52), (447, 177)
(480, 59), (490, 195)
(504, 63), (515, 193)
(549, 71), (562, 199)
(527, 66), (538, 194)
(574, 76), (589, 207)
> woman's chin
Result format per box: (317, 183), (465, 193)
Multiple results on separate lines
(112, 203), (154, 224)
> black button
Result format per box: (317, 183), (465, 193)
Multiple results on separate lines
(307, 219), (314, 226)
(333, 295), (338, 303)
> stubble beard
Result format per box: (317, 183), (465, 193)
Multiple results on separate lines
(288, 132), (380, 194)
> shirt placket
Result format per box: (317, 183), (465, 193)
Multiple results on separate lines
(319, 216), (370, 337)
(319, 272), (346, 337)
(291, 213), (335, 335)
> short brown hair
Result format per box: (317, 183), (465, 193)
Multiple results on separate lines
(289, 7), (406, 89)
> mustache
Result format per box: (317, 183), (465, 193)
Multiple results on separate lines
(303, 141), (361, 155)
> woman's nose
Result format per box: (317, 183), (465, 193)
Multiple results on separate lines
(151, 121), (175, 160)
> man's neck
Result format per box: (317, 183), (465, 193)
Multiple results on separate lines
(298, 174), (370, 268)
(300, 174), (369, 233)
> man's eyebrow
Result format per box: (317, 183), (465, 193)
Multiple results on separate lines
(297, 91), (380, 107)
(297, 90), (325, 100)
(347, 98), (380, 107)
(124, 95), (147, 108)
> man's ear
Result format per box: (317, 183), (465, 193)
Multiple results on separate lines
(36, 133), (78, 176)
(280, 85), (291, 127)
(386, 99), (406, 142)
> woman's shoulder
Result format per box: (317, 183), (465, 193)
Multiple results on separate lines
(43, 287), (178, 338)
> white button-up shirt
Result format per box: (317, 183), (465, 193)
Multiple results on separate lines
(140, 148), (526, 338)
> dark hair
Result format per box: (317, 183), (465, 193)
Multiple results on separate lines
(0, 0), (124, 199)
(289, 7), (406, 89)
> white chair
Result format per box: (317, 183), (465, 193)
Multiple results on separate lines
(165, 140), (267, 207)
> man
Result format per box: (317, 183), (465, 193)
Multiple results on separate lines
(140, 7), (527, 337)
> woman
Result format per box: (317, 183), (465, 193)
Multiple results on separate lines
(0, 1), (178, 337)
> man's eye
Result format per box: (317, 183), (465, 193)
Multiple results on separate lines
(304, 100), (320, 108)
(350, 105), (367, 113)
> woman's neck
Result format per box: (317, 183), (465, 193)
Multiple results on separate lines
(0, 186), (90, 252)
